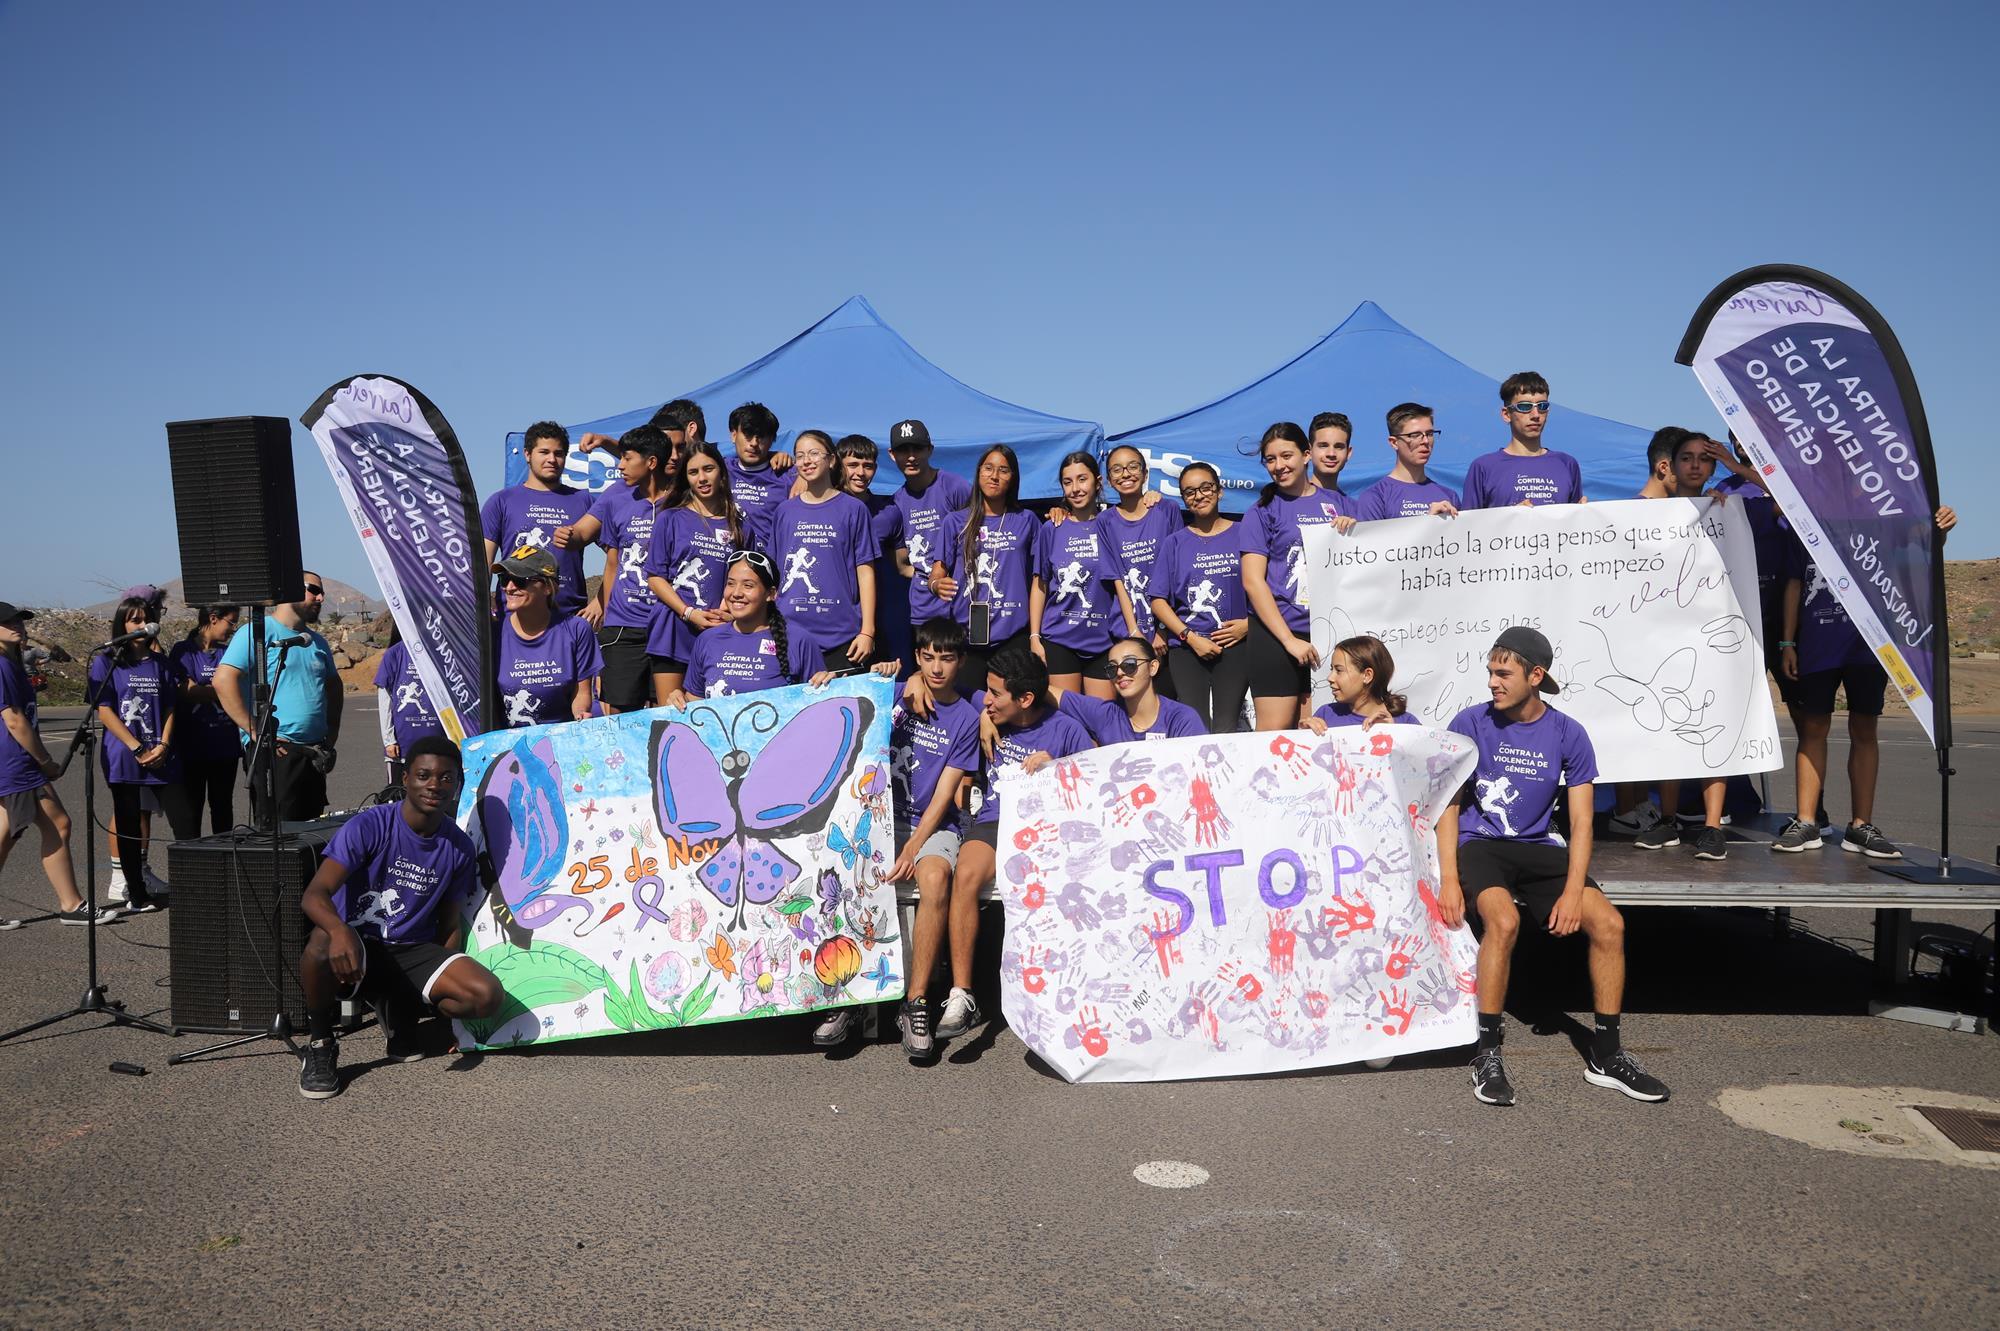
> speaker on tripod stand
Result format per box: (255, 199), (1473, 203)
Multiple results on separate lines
(164, 416), (304, 606)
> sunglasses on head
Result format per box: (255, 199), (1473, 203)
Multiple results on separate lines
(729, 549), (777, 578)
(1506, 400), (1551, 415)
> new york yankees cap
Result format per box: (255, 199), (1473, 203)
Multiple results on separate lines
(888, 419), (932, 451)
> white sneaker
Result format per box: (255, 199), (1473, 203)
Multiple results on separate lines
(1608, 803), (1664, 837)
(105, 864), (129, 905)
(936, 988), (983, 1039)
(811, 1009), (857, 1047)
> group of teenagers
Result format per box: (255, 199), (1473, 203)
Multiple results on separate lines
(0, 373), (1953, 1105)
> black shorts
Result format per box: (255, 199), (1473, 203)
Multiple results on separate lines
(1039, 638), (1112, 680)
(1246, 616), (1311, 699)
(597, 626), (654, 710)
(963, 822), (998, 849)
(1798, 659), (1888, 717)
(344, 936), (473, 1008)
(648, 652), (688, 678)
(817, 639), (873, 674)
(1457, 838), (1597, 934)
(955, 630), (1032, 694)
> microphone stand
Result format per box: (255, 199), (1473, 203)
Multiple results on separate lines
(0, 640), (177, 1046)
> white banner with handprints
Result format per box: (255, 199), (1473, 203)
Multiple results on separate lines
(997, 727), (1479, 1083)
(1301, 498), (1781, 784)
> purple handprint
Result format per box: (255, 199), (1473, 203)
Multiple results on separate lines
(1143, 808), (1188, 853)
(1108, 749), (1155, 783)
(1056, 880), (1102, 930)
(1198, 742), (1235, 782)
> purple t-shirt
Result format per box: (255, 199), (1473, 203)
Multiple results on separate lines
(0, 655), (45, 797)
(965, 701), (1096, 829)
(590, 484), (670, 632)
(1447, 702), (1598, 845)
(373, 641), (442, 752)
(770, 492), (873, 652)
(894, 470), (974, 624)
(861, 492), (913, 666)
(1354, 477), (1460, 522)
(90, 651), (183, 786)
(481, 483), (596, 615)
(1241, 489), (1347, 636)
(1057, 690), (1207, 745)
(325, 802), (478, 945)
(891, 680), (980, 829)
(497, 614), (603, 728)
(726, 457), (787, 551)
(946, 509), (1041, 644)
(644, 507), (743, 662)
(1149, 523), (1247, 648)
(1785, 539), (1868, 674)
(1034, 515), (1126, 654)
(1717, 473), (1788, 602)
(168, 638), (238, 762)
(1459, 449), (1584, 509)
(1102, 503), (1183, 640)
(1314, 702), (1421, 729)
(682, 623), (821, 699)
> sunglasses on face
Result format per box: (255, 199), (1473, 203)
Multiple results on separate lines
(497, 574), (543, 589)
(1506, 400), (1551, 415)
(1109, 655), (1151, 678)
(302, 584), (325, 596)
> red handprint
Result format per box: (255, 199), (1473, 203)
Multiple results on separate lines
(1267, 911), (1297, 978)
(1379, 984), (1414, 1037)
(1148, 909), (1184, 978)
(1073, 1005), (1109, 1058)
(1333, 756), (1361, 815)
(1012, 817), (1056, 850)
(1217, 962), (1262, 1004)
(1369, 731), (1395, 756)
(1022, 882), (1046, 910)
(1384, 933), (1421, 981)
(1055, 758), (1086, 811)
(1022, 946), (1047, 994)
(1187, 775), (1232, 847)
(1269, 734), (1310, 779)
(1301, 990), (1331, 1019)
(1322, 894), (1376, 938)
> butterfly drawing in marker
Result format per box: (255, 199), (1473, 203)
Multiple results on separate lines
(826, 810), (873, 872)
(817, 868), (843, 917)
(650, 694), (874, 931)
(704, 932), (737, 979)
(475, 735), (590, 946)
(860, 953), (896, 995)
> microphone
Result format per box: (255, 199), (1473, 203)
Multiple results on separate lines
(94, 624), (159, 652)
(271, 633), (313, 649)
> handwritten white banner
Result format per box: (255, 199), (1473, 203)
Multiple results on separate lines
(1302, 498), (1781, 784)
(997, 727), (1478, 1083)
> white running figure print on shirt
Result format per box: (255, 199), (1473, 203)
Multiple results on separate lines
(118, 694), (150, 736)
(1186, 578), (1223, 627)
(351, 888), (407, 932)
(782, 548), (820, 595)
(503, 688), (538, 727)
(621, 540), (649, 586)
(671, 557), (711, 603)
(973, 551), (1003, 602)
(1283, 543), (1307, 598)
(906, 531), (930, 575)
(1476, 774), (1521, 838)
(394, 680), (424, 713)
(517, 525), (549, 550)
(1052, 559), (1094, 604)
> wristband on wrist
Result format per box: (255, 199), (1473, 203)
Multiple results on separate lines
(1778, 640), (1796, 648)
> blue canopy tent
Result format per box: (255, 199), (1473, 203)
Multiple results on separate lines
(1109, 301), (1651, 502)
(504, 295), (1104, 492)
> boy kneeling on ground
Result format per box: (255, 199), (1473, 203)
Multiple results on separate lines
(1437, 628), (1670, 1108)
(297, 735), (502, 1099)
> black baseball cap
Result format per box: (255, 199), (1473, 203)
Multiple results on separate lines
(888, 419), (932, 451)
(1493, 625), (1560, 693)
(0, 602), (33, 624)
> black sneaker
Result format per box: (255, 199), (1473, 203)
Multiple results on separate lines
(121, 891), (161, 915)
(1584, 1047), (1670, 1102)
(1692, 826), (1729, 861)
(1470, 1047), (1515, 1106)
(1842, 822), (1902, 859)
(898, 998), (935, 1062)
(56, 905), (119, 926)
(1633, 824), (1680, 851)
(299, 1039), (342, 1099)
(1770, 818), (1822, 852)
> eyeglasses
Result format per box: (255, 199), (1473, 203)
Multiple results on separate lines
(1109, 655), (1151, 678)
(1180, 483), (1219, 500)
(1108, 464), (1147, 480)
(1393, 429), (1441, 443)
(1506, 401), (1551, 415)
(302, 584), (325, 596)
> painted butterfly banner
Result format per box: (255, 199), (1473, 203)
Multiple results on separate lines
(997, 726), (1479, 1084)
(1300, 500), (1783, 785)
(449, 675), (900, 1050)
(303, 374), (492, 737)
(1677, 266), (1948, 746)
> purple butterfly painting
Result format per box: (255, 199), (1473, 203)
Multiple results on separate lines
(650, 695), (874, 930)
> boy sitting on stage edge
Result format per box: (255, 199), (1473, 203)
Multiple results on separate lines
(296, 735), (501, 1099)
(1437, 627), (1670, 1108)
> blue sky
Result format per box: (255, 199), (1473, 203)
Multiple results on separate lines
(3, 1), (1995, 607)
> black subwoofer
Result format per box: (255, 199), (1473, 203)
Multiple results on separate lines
(167, 820), (346, 1033)
(164, 415), (304, 606)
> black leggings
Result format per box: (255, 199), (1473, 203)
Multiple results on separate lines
(108, 780), (201, 891)
(1166, 642), (1251, 734)
(178, 756), (238, 835)
(954, 631), (1032, 694)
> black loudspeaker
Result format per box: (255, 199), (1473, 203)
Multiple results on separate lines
(164, 415), (305, 606)
(167, 819), (347, 1033)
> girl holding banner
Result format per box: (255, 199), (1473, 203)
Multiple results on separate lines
(1305, 634), (1420, 732)
(1148, 461), (1250, 733)
(1241, 423), (1354, 730)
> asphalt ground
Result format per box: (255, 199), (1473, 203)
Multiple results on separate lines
(1, 702), (1996, 1330)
